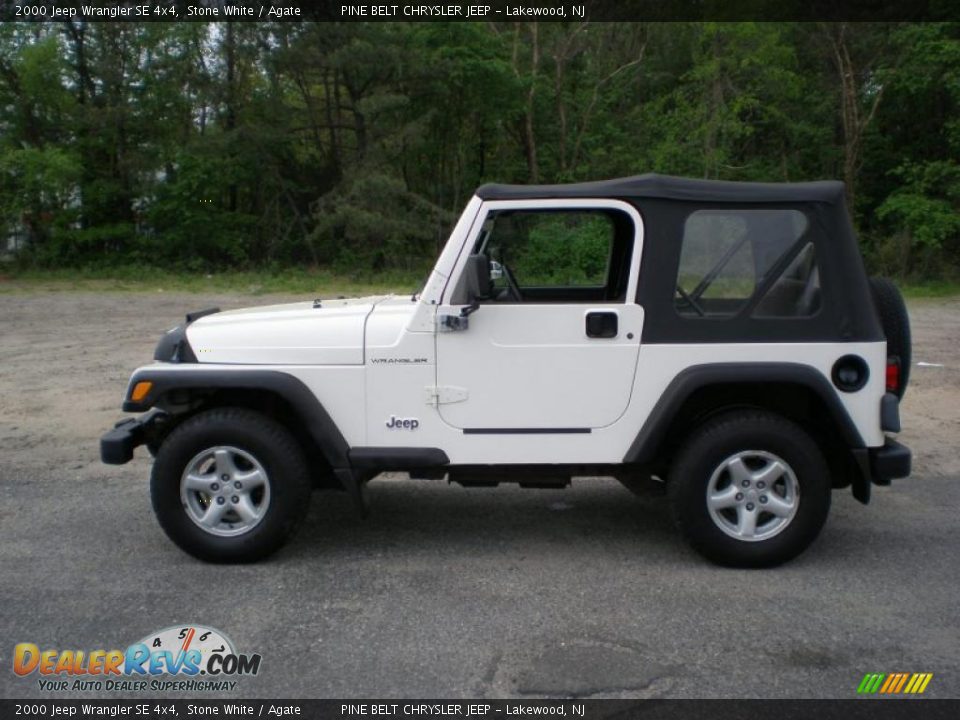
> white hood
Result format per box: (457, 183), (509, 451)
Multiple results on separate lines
(185, 296), (390, 365)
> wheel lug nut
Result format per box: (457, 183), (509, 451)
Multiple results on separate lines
(735, 492), (744, 501)
(757, 481), (766, 489)
(216, 497), (225, 505)
(746, 502), (755, 511)
(221, 474), (229, 481)
(210, 483), (219, 491)
(741, 480), (750, 488)
(760, 496), (768, 504)
(234, 481), (242, 489)
(231, 496), (239, 504)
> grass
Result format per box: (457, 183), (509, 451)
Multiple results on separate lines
(1, 266), (958, 300)
(899, 280), (960, 299)
(0, 265), (426, 297)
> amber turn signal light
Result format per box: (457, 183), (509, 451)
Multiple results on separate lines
(130, 381), (153, 402)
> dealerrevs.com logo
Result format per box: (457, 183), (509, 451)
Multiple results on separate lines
(13, 625), (261, 693)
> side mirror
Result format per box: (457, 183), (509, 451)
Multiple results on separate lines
(450, 254), (492, 305)
(464, 254), (493, 300)
(441, 254), (491, 332)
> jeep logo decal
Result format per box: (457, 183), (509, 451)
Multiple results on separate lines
(386, 416), (419, 430)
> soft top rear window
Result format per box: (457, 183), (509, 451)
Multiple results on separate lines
(674, 209), (812, 318)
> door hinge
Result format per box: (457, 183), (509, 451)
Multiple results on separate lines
(438, 313), (469, 332)
(425, 385), (468, 406)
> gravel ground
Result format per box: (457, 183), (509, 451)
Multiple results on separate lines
(0, 290), (958, 699)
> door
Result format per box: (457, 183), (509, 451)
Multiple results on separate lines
(436, 201), (645, 432)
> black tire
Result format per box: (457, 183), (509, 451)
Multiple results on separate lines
(151, 407), (311, 563)
(668, 410), (831, 568)
(869, 276), (911, 398)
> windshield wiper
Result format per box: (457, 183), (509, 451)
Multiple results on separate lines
(411, 273), (430, 301)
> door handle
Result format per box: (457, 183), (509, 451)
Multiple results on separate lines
(585, 311), (618, 339)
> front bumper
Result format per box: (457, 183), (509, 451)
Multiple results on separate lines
(100, 409), (167, 465)
(868, 438), (912, 486)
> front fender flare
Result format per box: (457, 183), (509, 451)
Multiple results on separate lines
(123, 368), (351, 473)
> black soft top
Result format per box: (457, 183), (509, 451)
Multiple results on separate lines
(476, 173), (845, 204)
(476, 172), (881, 345)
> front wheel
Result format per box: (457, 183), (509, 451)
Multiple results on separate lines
(151, 407), (311, 563)
(668, 410), (831, 567)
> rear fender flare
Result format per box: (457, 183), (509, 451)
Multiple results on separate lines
(622, 362), (865, 464)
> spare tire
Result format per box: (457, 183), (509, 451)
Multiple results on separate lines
(869, 276), (911, 398)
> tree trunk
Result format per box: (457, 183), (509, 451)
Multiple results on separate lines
(825, 23), (888, 215)
(225, 21), (238, 213)
(704, 31), (724, 179)
(523, 23), (540, 183)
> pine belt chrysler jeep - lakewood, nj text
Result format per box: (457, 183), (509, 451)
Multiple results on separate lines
(101, 174), (912, 566)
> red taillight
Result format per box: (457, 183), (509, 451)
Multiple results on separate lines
(886, 357), (901, 394)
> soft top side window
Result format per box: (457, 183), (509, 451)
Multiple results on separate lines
(472, 208), (634, 304)
(752, 242), (821, 318)
(674, 209), (814, 318)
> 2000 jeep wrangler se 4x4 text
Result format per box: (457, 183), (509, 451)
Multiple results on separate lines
(101, 174), (912, 567)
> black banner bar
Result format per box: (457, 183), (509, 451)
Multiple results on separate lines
(1, 0), (959, 23)
(3, 700), (960, 720)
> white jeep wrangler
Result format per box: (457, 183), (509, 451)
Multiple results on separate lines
(101, 174), (912, 567)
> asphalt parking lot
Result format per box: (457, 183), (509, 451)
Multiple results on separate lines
(1, 290), (958, 699)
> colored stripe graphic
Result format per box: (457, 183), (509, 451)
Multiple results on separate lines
(909, 673), (933, 694)
(858, 673), (885, 694)
(880, 674), (897, 693)
(857, 672), (933, 694)
(881, 673), (909, 695)
(892, 673), (909, 693)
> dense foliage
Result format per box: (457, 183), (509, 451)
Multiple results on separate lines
(1, 21), (958, 279)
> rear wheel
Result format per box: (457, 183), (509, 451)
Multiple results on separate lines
(668, 410), (831, 567)
(869, 276), (911, 398)
(151, 407), (311, 563)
